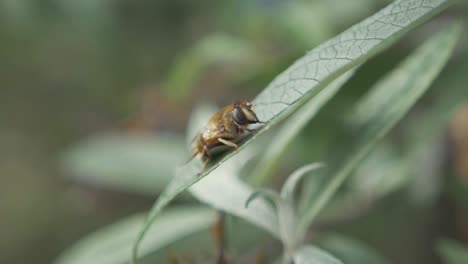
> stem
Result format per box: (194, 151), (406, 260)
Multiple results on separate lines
(212, 211), (226, 264)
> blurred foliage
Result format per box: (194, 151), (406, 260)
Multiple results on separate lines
(62, 132), (184, 195)
(318, 234), (391, 264)
(54, 206), (216, 264)
(438, 239), (468, 264)
(0, 0), (467, 264)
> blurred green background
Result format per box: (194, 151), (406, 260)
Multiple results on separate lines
(0, 0), (467, 264)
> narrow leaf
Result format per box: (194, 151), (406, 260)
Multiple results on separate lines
(191, 173), (279, 237)
(54, 207), (215, 264)
(293, 245), (343, 264)
(132, 1), (451, 262)
(250, 71), (354, 186)
(245, 189), (282, 211)
(245, 188), (298, 254)
(406, 62), (468, 203)
(299, 22), (462, 231)
(62, 133), (184, 195)
(188, 105), (279, 237)
(280, 163), (325, 202)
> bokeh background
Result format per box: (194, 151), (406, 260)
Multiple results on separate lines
(1, 0), (467, 263)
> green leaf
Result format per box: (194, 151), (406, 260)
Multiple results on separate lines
(319, 234), (391, 264)
(250, 71), (354, 186)
(298, 21), (461, 232)
(405, 61), (468, 203)
(132, 1), (452, 262)
(187, 104), (279, 237)
(54, 207), (215, 264)
(191, 166), (279, 237)
(245, 189), (283, 210)
(438, 239), (468, 264)
(293, 245), (343, 264)
(349, 143), (409, 200)
(252, 0), (450, 124)
(245, 188), (297, 253)
(186, 97), (330, 244)
(280, 163), (324, 202)
(338, 60), (468, 210)
(62, 133), (184, 195)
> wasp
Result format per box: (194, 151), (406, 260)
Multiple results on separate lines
(192, 100), (262, 174)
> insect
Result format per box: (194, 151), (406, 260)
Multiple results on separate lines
(192, 100), (263, 175)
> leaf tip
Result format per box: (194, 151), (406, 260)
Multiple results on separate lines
(245, 192), (261, 208)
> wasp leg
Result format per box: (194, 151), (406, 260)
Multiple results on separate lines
(198, 159), (210, 176)
(197, 146), (211, 176)
(218, 138), (239, 150)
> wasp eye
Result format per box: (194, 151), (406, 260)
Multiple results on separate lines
(233, 107), (247, 125)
